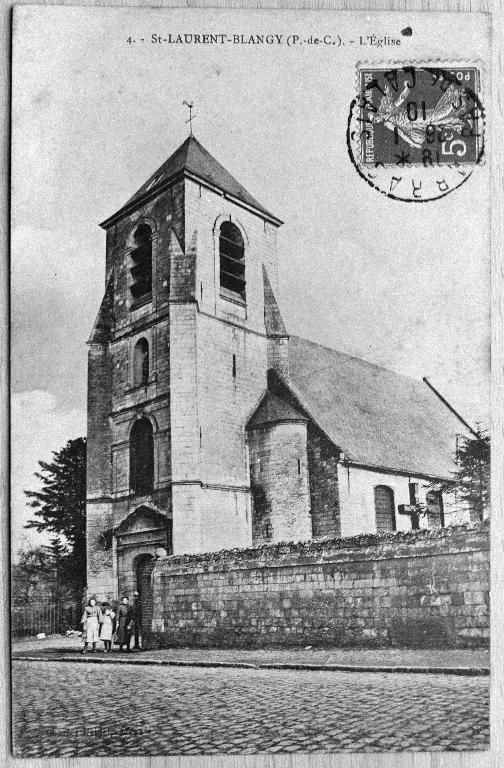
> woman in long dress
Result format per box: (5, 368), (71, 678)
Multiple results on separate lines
(81, 597), (102, 653)
(115, 597), (133, 652)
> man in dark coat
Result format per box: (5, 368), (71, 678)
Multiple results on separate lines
(116, 596), (133, 652)
(131, 591), (142, 651)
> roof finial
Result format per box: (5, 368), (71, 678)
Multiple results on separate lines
(182, 100), (196, 136)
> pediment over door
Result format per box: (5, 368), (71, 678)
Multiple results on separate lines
(115, 505), (169, 551)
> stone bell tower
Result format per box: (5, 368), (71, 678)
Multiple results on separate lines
(86, 134), (286, 601)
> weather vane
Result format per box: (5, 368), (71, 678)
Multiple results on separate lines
(182, 101), (196, 136)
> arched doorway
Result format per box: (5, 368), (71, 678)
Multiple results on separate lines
(374, 485), (396, 532)
(135, 554), (155, 646)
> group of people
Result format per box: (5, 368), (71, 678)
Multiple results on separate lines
(80, 593), (142, 653)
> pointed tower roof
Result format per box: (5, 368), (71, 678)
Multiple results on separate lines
(247, 391), (308, 430)
(100, 135), (282, 228)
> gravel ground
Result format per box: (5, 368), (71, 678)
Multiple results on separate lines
(12, 634), (490, 669)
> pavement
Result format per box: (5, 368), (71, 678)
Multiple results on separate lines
(11, 658), (490, 756)
(12, 634), (490, 675)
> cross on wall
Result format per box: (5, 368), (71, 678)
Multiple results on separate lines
(398, 504), (420, 530)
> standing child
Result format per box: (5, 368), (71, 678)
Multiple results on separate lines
(100, 607), (115, 653)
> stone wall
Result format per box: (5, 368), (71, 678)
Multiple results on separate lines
(307, 426), (341, 539)
(87, 182), (183, 594)
(167, 178), (279, 554)
(86, 340), (115, 598)
(248, 421), (311, 545)
(148, 522), (489, 649)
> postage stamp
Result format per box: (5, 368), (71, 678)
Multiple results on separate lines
(347, 64), (485, 202)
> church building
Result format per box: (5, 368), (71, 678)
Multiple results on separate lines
(86, 134), (468, 601)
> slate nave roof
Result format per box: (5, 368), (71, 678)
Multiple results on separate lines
(285, 336), (465, 480)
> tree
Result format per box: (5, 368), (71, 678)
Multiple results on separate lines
(12, 540), (74, 605)
(24, 437), (87, 590)
(11, 545), (53, 605)
(435, 427), (490, 522)
(46, 537), (68, 606)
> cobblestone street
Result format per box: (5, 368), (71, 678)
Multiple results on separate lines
(12, 660), (489, 756)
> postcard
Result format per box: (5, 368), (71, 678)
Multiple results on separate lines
(10, 5), (492, 759)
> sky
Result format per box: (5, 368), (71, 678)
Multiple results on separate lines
(11, 7), (490, 554)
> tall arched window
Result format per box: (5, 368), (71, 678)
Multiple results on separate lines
(219, 221), (245, 301)
(426, 490), (445, 528)
(130, 224), (153, 305)
(374, 485), (396, 532)
(130, 417), (154, 495)
(133, 338), (149, 386)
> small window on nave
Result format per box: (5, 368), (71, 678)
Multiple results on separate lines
(426, 490), (445, 528)
(133, 338), (149, 386)
(219, 221), (245, 302)
(130, 224), (153, 306)
(374, 485), (396, 532)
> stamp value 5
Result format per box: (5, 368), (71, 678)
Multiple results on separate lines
(347, 65), (485, 202)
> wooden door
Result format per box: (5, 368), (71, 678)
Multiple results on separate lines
(135, 554), (155, 639)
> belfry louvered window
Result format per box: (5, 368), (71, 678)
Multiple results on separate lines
(130, 224), (152, 305)
(219, 221), (245, 301)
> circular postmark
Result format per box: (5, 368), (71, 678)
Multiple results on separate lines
(347, 65), (485, 202)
